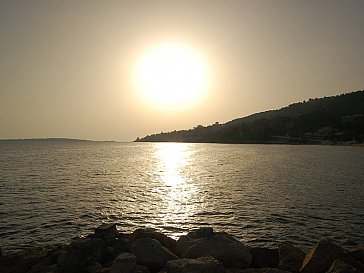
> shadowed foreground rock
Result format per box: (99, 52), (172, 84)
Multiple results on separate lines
(176, 228), (252, 268)
(161, 256), (225, 273)
(278, 242), (306, 273)
(1, 224), (363, 273)
(131, 238), (178, 272)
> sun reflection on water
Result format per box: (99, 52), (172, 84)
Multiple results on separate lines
(157, 143), (190, 186)
(153, 143), (198, 235)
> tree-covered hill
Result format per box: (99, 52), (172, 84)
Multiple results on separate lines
(136, 90), (364, 144)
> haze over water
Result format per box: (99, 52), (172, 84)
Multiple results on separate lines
(1, 141), (363, 253)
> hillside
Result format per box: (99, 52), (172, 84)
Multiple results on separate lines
(136, 90), (364, 144)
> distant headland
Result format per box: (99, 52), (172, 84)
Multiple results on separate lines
(135, 90), (364, 145)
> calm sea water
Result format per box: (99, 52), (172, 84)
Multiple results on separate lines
(0, 141), (363, 253)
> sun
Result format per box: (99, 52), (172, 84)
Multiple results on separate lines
(135, 42), (209, 109)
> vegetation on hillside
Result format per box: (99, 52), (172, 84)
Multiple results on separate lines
(136, 90), (364, 144)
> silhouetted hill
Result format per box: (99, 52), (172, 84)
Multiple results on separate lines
(136, 90), (364, 144)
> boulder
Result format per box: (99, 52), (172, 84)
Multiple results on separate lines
(278, 242), (305, 272)
(326, 259), (361, 273)
(95, 223), (119, 239)
(250, 247), (279, 268)
(299, 240), (346, 273)
(175, 228), (214, 256)
(178, 232), (252, 268)
(163, 256), (225, 273)
(57, 238), (105, 273)
(131, 238), (178, 272)
(130, 228), (176, 253)
(111, 252), (137, 273)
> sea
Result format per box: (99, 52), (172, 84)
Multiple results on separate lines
(0, 140), (363, 253)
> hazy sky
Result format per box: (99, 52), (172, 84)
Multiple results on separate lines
(1, 0), (363, 141)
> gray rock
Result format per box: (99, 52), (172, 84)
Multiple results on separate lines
(163, 256), (225, 273)
(131, 238), (178, 272)
(299, 240), (346, 273)
(326, 259), (362, 273)
(278, 242), (305, 272)
(250, 247), (279, 268)
(130, 228), (176, 253)
(111, 252), (137, 273)
(179, 233), (252, 268)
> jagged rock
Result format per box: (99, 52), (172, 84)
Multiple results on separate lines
(162, 256), (225, 273)
(95, 223), (119, 239)
(250, 247), (279, 268)
(278, 242), (305, 272)
(178, 231), (252, 268)
(299, 240), (346, 273)
(111, 252), (137, 273)
(131, 238), (178, 272)
(326, 259), (361, 273)
(57, 238), (105, 273)
(130, 228), (176, 253)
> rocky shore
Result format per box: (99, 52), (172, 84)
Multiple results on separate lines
(1, 224), (363, 273)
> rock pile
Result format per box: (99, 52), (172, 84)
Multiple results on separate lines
(0, 224), (363, 273)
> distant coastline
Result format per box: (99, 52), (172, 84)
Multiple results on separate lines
(0, 138), (117, 143)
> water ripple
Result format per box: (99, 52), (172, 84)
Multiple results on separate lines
(0, 142), (363, 252)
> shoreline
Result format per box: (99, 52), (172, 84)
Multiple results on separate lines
(1, 224), (363, 273)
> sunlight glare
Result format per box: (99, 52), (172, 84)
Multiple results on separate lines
(135, 42), (209, 109)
